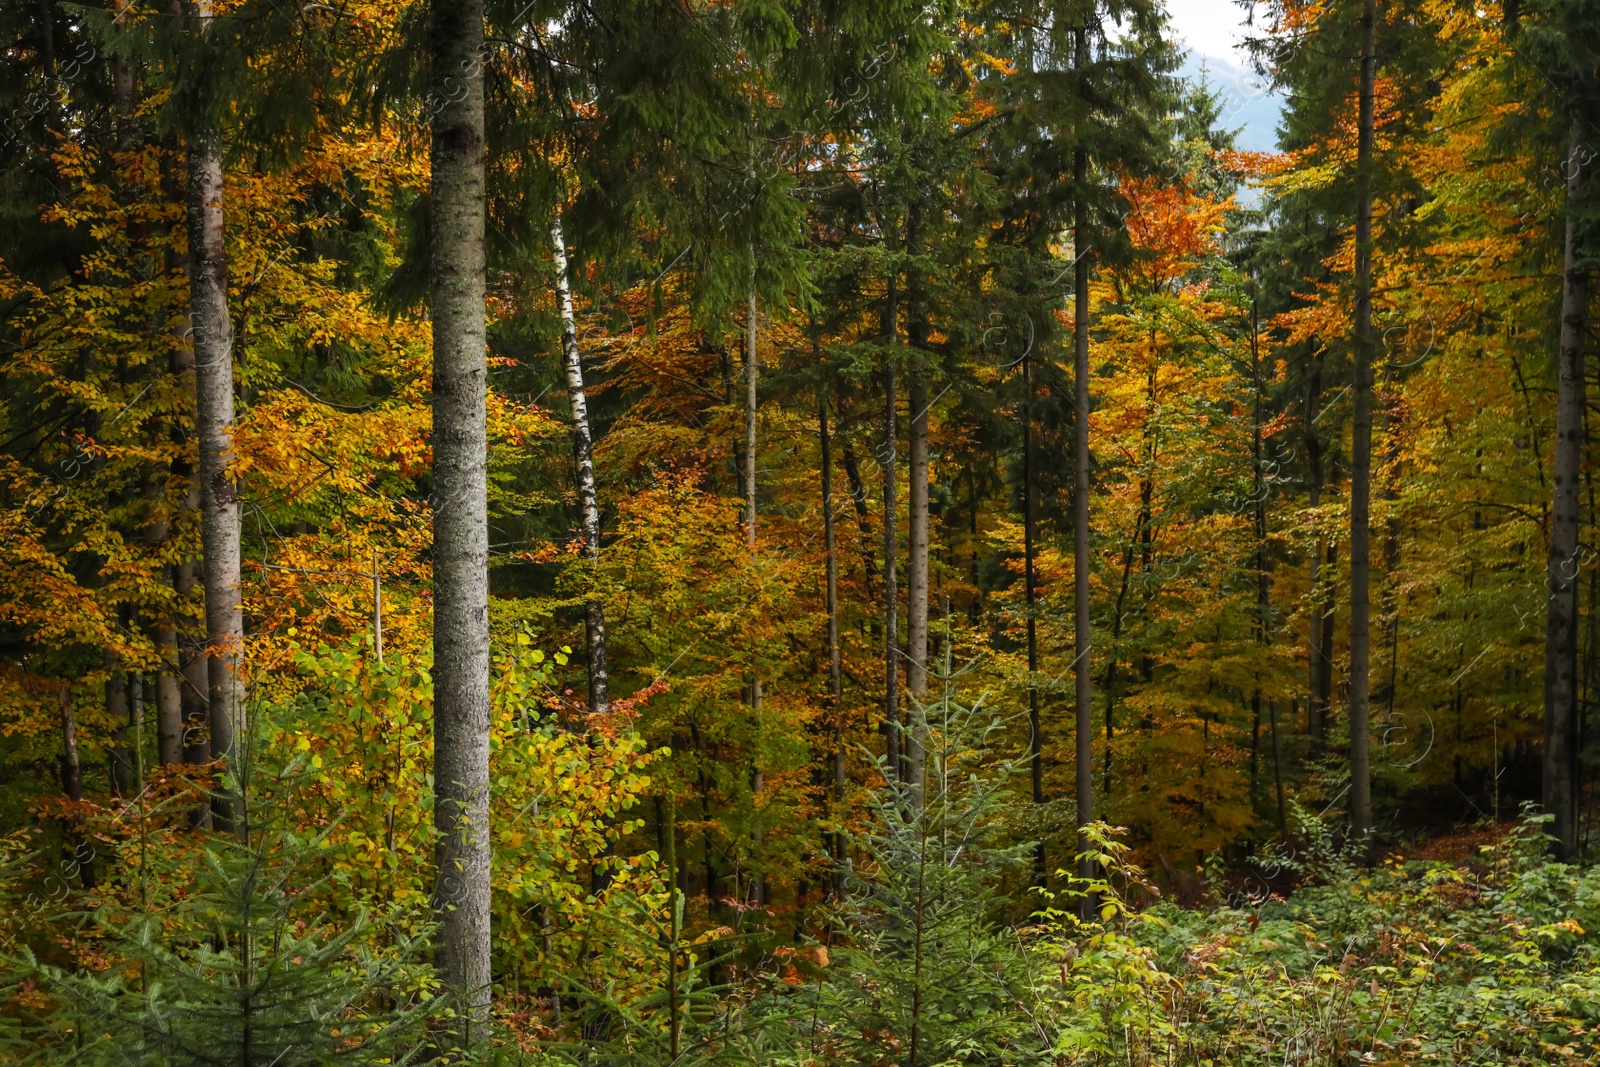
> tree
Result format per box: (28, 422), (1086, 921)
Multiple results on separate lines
(1347, 0), (1378, 852)
(427, 0), (492, 1035)
(810, 671), (1044, 1067)
(551, 213), (610, 718)
(1521, 0), (1600, 860)
(182, 0), (244, 807)
(11, 746), (438, 1066)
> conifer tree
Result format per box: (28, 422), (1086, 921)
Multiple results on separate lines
(10, 750), (437, 1066)
(811, 667), (1044, 1067)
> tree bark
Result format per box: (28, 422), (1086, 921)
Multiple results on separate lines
(58, 685), (94, 889)
(1072, 131), (1095, 891)
(841, 441), (877, 599)
(746, 288), (759, 549)
(1251, 298), (1273, 824)
(429, 0), (493, 1034)
(185, 1), (243, 794)
(820, 381), (847, 895)
(144, 461), (184, 767)
(882, 279), (901, 781)
(551, 214), (610, 717)
(905, 373), (929, 797)
(905, 197), (930, 799)
(1545, 114), (1588, 860)
(1305, 344), (1327, 750)
(108, 652), (130, 798)
(743, 286), (767, 900)
(1348, 0), (1377, 852)
(1022, 351), (1043, 808)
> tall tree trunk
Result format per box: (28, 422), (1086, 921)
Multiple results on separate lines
(1022, 351), (1043, 808)
(743, 286), (767, 902)
(551, 214), (610, 717)
(1021, 345), (1047, 882)
(882, 278), (901, 781)
(906, 375), (929, 797)
(1072, 133), (1095, 891)
(185, 0), (243, 792)
(1251, 298), (1273, 823)
(1347, 0), (1378, 852)
(820, 380), (847, 896)
(1545, 114), (1588, 860)
(905, 199), (930, 800)
(746, 289), (759, 549)
(1305, 344), (1327, 750)
(429, 0), (492, 1034)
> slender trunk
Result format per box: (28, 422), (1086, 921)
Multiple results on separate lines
(178, 564), (210, 765)
(163, 268), (200, 768)
(1270, 699), (1286, 830)
(820, 382), (847, 895)
(108, 652), (130, 797)
(1348, 0), (1377, 852)
(1252, 300), (1272, 821)
(883, 279), (901, 780)
(743, 286), (767, 899)
(430, 0), (492, 1033)
(906, 374), (929, 797)
(185, 1), (243, 798)
(905, 198), (930, 800)
(1021, 345), (1047, 881)
(1306, 345), (1327, 750)
(1072, 132), (1095, 890)
(58, 685), (94, 889)
(145, 463), (184, 767)
(841, 442), (877, 599)
(1318, 536), (1337, 733)
(1545, 114), (1588, 860)
(130, 673), (145, 793)
(746, 288), (758, 548)
(551, 215), (610, 716)
(1022, 352), (1043, 807)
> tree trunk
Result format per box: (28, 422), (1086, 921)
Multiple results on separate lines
(145, 463), (184, 767)
(1545, 114), (1588, 860)
(1022, 351), (1043, 808)
(1251, 298), (1273, 823)
(905, 196), (930, 799)
(841, 441), (877, 599)
(745, 288), (759, 549)
(906, 373), (929, 797)
(1072, 132), (1095, 891)
(1305, 344), (1327, 750)
(108, 652), (130, 798)
(882, 278), (901, 781)
(178, 568), (210, 767)
(1348, 0), (1377, 852)
(550, 214), (610, 717)
(820, 381), (847, 896)
(429, 0), (492, 1034)
(743, 286), (767, 900)
(58, 685), (94, 889)
(185, 1), (244, 792)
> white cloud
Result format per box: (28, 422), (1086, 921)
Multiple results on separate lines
(1164, 0), (1269, 68)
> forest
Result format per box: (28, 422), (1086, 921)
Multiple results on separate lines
(2, 0), (1600, 1062)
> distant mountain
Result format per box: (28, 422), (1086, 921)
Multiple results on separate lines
(1178, 52), (1282, 153)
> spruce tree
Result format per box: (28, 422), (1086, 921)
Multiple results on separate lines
(8, 752), (437, 1066)
(810, 668), (1045, 1067)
